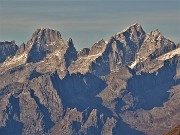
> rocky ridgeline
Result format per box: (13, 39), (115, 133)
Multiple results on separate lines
(0, 41), (18, 63)
(0, 24), (180, 135)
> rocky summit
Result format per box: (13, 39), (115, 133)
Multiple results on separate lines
(0, 23), (180, 135)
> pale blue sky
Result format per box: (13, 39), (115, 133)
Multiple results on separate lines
(0, 0), (179, 50)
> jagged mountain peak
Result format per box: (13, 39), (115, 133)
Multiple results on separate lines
(0, 24), (180, 135)
(0, 41), (18, 63)
(28, 28), (62, 46)
(16, 43), (26, 55)
(147, 29), (163, 39)
(67, 38), (74, 47)
(68, 38), (73, 43)
(152, 28), (161, 33)
(115, 23), (145, 38)
(112, 23), (146, 49)
(78, 48), (90, 57)
(129, 28), (177, 71)
(89, 39), (107, 55)
(23, 28), (67, 63)
(0, 40), (16, 46)
(122, 23), (142, 32)
(101, 23), (146, 66)
(34, 28), (61, 38)
(0, 28), (74, 70)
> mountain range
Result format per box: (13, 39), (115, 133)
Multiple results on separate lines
(0, 23), (180, 135)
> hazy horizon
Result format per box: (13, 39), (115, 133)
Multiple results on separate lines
(0, 0), (179, 50)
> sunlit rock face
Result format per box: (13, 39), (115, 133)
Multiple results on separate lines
(0, 24), (180, 135)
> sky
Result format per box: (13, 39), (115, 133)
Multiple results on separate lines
(0, 0), (179, 50)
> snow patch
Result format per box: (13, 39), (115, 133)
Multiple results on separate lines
(129, 48), (180, 69)
(2, 53), (28, 67)
(70, 52), (103, 74)
(48, 41), (56, 46)
(157, 48), (180, 61)
(129, 59), (139, 69)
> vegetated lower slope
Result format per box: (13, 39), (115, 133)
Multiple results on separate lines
(163, 125), (180, 135)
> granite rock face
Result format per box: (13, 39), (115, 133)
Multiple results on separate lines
(0, 41), (18, 63)
(77, 48), (90, 57)
(26, 28), (63, 63)
(0, 24), (180, 135)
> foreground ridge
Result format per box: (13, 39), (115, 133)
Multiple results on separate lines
(163, 125), (180, 135)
